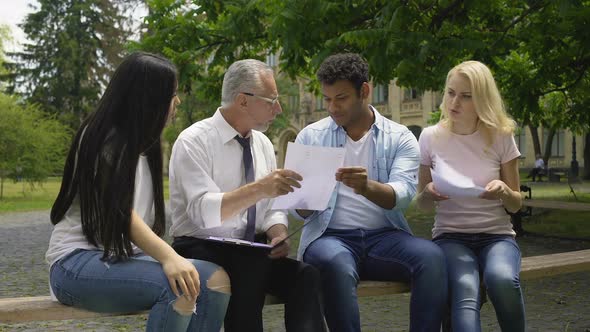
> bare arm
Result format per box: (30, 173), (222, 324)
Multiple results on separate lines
(129, 210), (199, 298)
(363, 180), (396, 209)
(480, 158), (522, 213)
(416, 165), (449, 211)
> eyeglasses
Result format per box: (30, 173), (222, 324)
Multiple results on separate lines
(242, 92), (280, 107)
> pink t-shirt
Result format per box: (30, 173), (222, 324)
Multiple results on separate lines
(419, 124), (521, 238)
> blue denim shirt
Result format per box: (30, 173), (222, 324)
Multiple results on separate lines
(293, 107), (420, 259)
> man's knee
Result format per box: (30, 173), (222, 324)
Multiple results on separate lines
(207, 267), (231, 295)
(416, 242), (447, 274)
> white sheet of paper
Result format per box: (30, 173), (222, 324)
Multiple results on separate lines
(431, 157), (486, 198)
(272, 142), (345, 210)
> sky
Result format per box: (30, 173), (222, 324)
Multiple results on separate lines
(0, 0), (38, 52)
(0, 0), (147, 53)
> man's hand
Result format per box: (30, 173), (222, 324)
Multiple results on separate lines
(336, 167), (368, 195)
(295, 209), (314, 218)
(266, 224), (290, 259)
(257, 169), (302, 198)
(268, 235), (290, 259)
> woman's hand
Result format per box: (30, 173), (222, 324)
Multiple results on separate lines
(479, 179), (510, 200)
(421, 182), (449, 202)
(161, 254), (201, 299)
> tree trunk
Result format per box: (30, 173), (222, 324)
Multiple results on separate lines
(543, 129), (556, 165)
(528, 125), (541, 157)
(584, 133), (590, 180)
(529, 124), (547, 165)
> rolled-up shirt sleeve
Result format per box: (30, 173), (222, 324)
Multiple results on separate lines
(385, 130), (420, 210)
(170, 137), (223, 230)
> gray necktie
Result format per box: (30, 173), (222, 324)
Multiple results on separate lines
(234, 135), (256, 241)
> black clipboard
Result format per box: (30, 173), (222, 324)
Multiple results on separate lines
(204, 209), (328, 251)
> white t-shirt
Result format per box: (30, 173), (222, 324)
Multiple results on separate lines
(329, 131), (390, 230)
(45, 156), (154, 267)
(419, 124), (521, 238)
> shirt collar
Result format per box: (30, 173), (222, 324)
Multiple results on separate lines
(212, 108), (247, 144)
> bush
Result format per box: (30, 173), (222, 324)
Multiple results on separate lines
(0, 93), (71, 199)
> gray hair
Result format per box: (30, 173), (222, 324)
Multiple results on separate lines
(221, 59), (274, 107)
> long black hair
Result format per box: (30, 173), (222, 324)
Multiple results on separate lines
(51, 52), (176, 260)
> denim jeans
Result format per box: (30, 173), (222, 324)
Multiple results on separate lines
(303, 228), (448, 332)
(50, 249), (230, 332)
(434, 233), (526, 332)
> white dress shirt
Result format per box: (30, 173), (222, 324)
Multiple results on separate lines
(169, 108), (288, 239)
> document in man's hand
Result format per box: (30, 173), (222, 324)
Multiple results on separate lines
(272, 142), (345, 210)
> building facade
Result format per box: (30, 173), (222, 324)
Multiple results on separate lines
(274, 79), (585, 172)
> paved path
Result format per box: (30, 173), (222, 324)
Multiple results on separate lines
(1, 211), (589, 331)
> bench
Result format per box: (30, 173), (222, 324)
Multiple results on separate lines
(3, 249), (590, 324)
(521, 199), (590, 211)
(510, 184), (590, 236)
(547, 168), (568, 183)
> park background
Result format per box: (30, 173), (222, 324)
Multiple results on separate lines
(1, 0), (590, 331)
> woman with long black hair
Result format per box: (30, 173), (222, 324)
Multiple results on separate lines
(46, 52), (230, 332)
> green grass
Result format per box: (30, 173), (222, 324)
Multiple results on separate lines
(2, 176), (589, 242)
(0, 177), (62, 213)
(518, 180), (590, 238)
(524, 210), (590, 239)
(0, 177), (171, 214)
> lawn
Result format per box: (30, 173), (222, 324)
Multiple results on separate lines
(1, 176), (589, 241)
(0, 177), (171, 214)
(0, 177), (63, 213)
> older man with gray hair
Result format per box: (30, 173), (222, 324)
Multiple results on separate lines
(169, 59), (326, 332)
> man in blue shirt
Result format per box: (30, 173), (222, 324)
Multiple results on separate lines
(293, 53), (447, 331)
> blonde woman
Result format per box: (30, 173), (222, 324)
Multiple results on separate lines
(417, 61), (525, 331)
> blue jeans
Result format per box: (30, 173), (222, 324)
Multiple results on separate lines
(303, 228), (447, 332)
(50, 249), (230, 332)
(434, 233), (526, 332)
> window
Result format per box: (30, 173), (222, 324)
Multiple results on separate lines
(543, 129), (565, 157)
(287, 95), (299, 112)
(265, 52), (277, 67)
(315, 95), (324, 111)
(372, 84), (388, 104)
(403, 88), (421, 100)
(514, 128), (527, 157)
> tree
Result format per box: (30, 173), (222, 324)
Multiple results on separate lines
(10, 0), (130, 127)
(0, 93), (71, 199)
(0, 24), (12, 91)
(142, 0), (589, 167)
